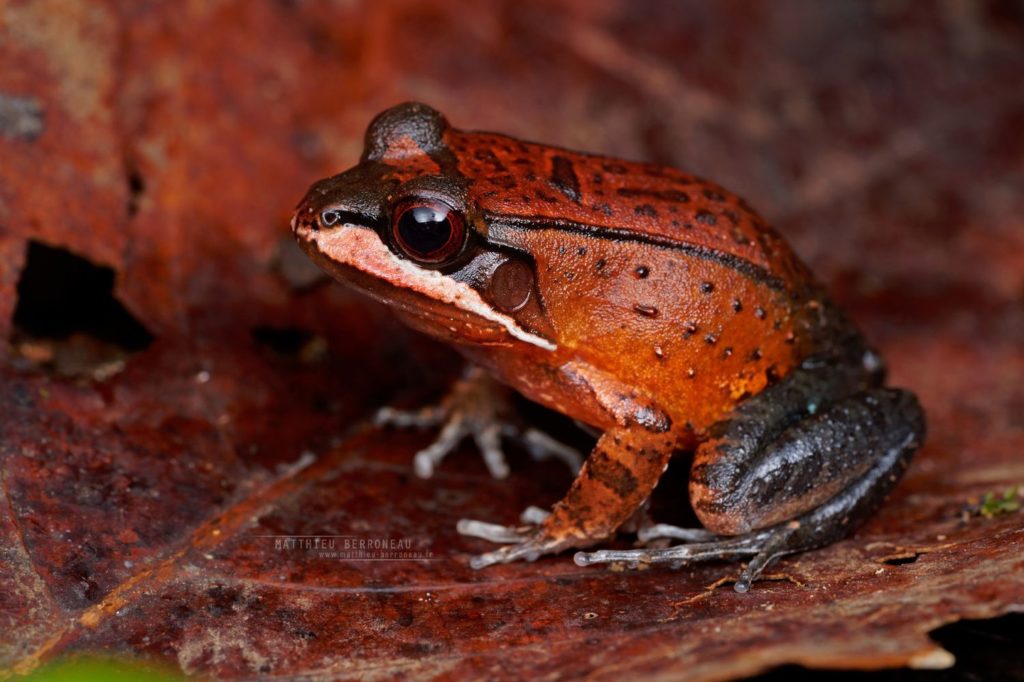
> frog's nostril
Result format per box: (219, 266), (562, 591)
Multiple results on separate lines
(291, 213), (318, 239)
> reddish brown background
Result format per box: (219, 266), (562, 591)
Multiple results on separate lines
(1, 1), (1022, 679)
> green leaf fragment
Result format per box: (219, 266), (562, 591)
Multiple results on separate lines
(979, 486), (1020, 519)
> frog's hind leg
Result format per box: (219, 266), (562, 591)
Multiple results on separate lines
(575, 380), (925, 592)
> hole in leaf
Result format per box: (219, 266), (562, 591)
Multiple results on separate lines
(880, 552), (923, 566)
(749, 614), (1024, 680)
(252, 325), (325, 363)
(11, 241), (154, 378)
(126, 166), (145, 216)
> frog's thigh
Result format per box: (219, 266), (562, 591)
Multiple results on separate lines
(690, 384), (925, 537)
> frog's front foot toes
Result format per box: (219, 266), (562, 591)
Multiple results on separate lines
(462, 531), (574, 569)
(374, 405), (444, 430)
(457, 506), (583, 568)
(374, 368), (581, 480)
(456, 505), (549, 543)
(575, 524), (795, 592)
(417, 412), (511, 479)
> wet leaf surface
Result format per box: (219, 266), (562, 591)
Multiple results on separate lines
(1, 1), (1022, 679)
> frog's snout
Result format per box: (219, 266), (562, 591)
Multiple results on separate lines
(290, 202), (319, 242)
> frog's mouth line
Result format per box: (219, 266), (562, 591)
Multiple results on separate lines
(301, 224), (557, 352)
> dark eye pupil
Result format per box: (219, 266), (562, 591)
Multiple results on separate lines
(397, 206), (453, 255)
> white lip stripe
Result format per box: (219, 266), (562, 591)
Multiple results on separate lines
(314, 226), (557, 352)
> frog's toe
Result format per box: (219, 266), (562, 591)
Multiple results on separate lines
(518, 505), (551, 524)
(472, 423), (511, 479)
(574, 527), (781, 591)
(513, 427), (584, 474)
(456, 506), (549, 544)
(637, 523), (718, 543)
(411, 414), (471, 478)
(456, 518), (532, 544)
(458, 506), (589, 568)
(468, 543), (545, 569)
(400, 412), (512, 479)
(464, 531), (577, 569)
(374, 404), (444, 429)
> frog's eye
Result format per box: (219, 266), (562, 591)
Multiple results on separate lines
(320, 210), (343, 227)
(391, 200), (466, 265)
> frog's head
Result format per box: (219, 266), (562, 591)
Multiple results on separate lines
(292, 102), (556, 352)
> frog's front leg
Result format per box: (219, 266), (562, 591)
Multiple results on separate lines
(375, 365), (582, 479)
(576, 365), (925, 591)
(459, 422), (677, 567)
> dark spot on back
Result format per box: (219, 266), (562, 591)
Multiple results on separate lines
(474, 148), (507, 172)
(633, 304), (659, 318)
(732, 229), (752, 245)
(635, 204), (657, 217)
(700, 281), (715, 294)
(491, 174), (517, 189)
(549, 155), (582, 202)
(634, 265), (649, 279)
(696, 210), (717, 226)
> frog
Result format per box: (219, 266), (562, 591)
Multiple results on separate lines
(291, 102), (925, 591)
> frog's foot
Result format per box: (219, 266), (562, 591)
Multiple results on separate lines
(374, 367), (581, 480)
(575, 524), (789, 592)
(457, 505), (590, 568)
